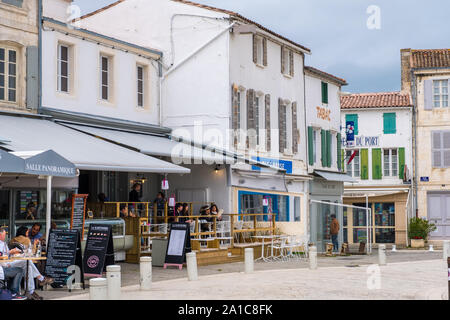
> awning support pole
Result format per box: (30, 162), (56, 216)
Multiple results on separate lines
(46, 175), (52, 245)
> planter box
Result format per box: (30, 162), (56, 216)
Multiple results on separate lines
(410, 239), (425, 248)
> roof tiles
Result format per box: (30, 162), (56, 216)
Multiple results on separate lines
(340, 92), (412, 109)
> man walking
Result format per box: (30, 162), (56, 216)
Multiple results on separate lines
(330, 214), (340, 253)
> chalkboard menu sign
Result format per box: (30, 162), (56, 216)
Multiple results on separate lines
(44, 229), (84, 289)
(70, 194), (88, 238)
(164, 223), (190, 269)
(83, 224), (114, 277)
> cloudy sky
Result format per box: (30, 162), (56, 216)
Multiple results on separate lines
(72, 0), (450, 93)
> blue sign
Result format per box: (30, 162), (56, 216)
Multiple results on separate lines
(420, 177), (429, 182)
(251, 157), (293, 174)
(346, 121), (355, 146)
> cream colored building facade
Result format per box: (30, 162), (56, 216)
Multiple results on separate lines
(401, 48), (450, 242)
(0, 0), (40, 112)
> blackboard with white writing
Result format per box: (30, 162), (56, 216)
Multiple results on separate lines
(70, 194), (88, 238)
(83, 224), (114, 277)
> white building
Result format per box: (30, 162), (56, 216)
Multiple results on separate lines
(79, 0), (313, 235)
(304, 66), (350, 252)
(340, 92), (413, 246)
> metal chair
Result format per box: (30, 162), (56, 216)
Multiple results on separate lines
(271, 237), (289, 262)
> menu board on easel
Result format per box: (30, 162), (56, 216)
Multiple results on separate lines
(83, 224), (114, 277)
(70, 194), (88, 238)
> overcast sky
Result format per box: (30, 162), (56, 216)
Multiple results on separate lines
(72, 0), (450, 93)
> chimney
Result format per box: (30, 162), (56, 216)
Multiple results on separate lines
(401, 48), (412, 93)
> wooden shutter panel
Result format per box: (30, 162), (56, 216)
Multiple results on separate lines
(26, 46), (39, 110)
(279, 98), (286, 153)
(360, 149), (369, 180)
(443, 131), (450, 167)
(398, 147), (405, 179)
(281, 46), (285, 74)
(383, 113), (397, 134)
(432, 131), (442, 168)
(424, 80), (433, 110)
(346, 114), (359, 136)
(289, 50), (294, 77)
(265, 94), (271, 151)
(247, 89), (256, 149)
(308, 127), (314, 166)
(321, 129), (326, 167)
(372, 149), (382, 180)
(326, 131), (332, 167)
(321, 82), (328, 104)
(292, 102), (298, 154)
(231, 85), (239, 147)
(337, 133), (342, 171)
(263, 37), (267, 66)
(253, 34), (257, 64)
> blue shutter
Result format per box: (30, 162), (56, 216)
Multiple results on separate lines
(383, 113), (396, 134)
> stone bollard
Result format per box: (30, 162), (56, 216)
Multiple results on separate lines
(89, 278), (108, 300)
(443, 240), (450, 261)
(186, 252), (198, 281)
(378, 244), (386, 266)
(106, 265), (121, 300)
(391, 245), (397, 252)
(309, 246), (317, 270)
(140, 257), (152, 291)
(244, 248), (254, 274)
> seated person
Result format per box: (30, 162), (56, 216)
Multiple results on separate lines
(5, 227), (54, 300)
(210, 203), (223, 221)
(28, 223), (44, 243)
(119, 204), (136, 218)
(199, 205), (212, 232)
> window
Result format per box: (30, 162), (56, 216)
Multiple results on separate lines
(253, 35), (264, 65)
(346, 149), (360, 178)
(57, 44), (69, 93)
(432, 131), (450, 168)
(383, 149), (398, 177)
(100, 55), (110, 101)
(433, 80), (448, 108)
(0, 47), (17, 103)
(321, 81), (328, 104)
(281, 48), (293, 76)
(137, 65), (144, 107)
(383, 113), (396, 134)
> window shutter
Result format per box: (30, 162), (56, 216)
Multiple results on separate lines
(265, 94), (271, 151)
(321, 82), (328, 104)
(360, 149), (369, 180)
(443, 131), (450, 167)
(346, 114), (359, 136)
(372, 149), (382, 180)
(326, 131), (332, 167)
(321, 129), (326, 167)
(263, 37), (267, 66)
(424, 80), (433, 110)
(254, 94), (259, 147)
(281, 46), (285, 74)
(337, 133), (342, 171)
(341, 149), (345, 173)
(26, 46), (39, 110)
(398, 147), (405, 179)
(289, 50), (294, 77)
(292, 102), (298, 154)
(432, 131), (442, 168)
(308, 127), (314, 166)
(247, 89), (256, 149)
(231, 85), (239, 147)
(252, 34), (257, 64)
(383, 113), (396, 134)
(279, 99), (287, 153)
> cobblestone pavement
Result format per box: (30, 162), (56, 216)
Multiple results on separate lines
(39, 250), (448, 300)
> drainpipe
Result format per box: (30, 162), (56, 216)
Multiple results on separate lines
(410, 70), (418, 218)
(302, 54), (310, 243)
(38, 0), (43, 112)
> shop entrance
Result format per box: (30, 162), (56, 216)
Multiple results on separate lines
(310, 200), (372, 253)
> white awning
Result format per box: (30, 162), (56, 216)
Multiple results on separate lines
(60, 122), (238, 164)
(315, 170), (356, 183)
(0, 115), (190, 174)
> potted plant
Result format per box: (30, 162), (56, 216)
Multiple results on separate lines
(408, 217), (436, 248)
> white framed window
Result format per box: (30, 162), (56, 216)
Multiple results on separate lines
(57, 44), (69, 93)
(433, 80), (448, 108)
(100, 55), (110, 101)
(0, 46), (17, 103)
(137, 65), (144, 108)
(346, 149), (360, 178)
(383, 149), (398, 177)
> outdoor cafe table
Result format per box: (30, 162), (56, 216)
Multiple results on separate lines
(251, 235), (288, 262)
(1, 256), (47, 292)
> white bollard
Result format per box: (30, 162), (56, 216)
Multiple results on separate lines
(186, 252), (198, 281)
(428, 245), (434, 252)
(140, 257), (152, 291)
(106, 265), (121, 300)
(443, 240), (450, 261)
(378, 244), (386, 266)
(391, 245), (397, 252)
(244, 248), (254, 274)
(89, 278), (108, 300)
(309, 246), (317, 270)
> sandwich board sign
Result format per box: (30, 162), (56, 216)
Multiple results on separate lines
(164, 223), (191, 270)
(83, 224), (115, 277)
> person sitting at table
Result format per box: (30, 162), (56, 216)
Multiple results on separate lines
(0, 227), (53, 300)
(199, 205), (212, 233)
(119, 204), (136, 218)
(0, 228), (26, 300)
(28, 223), (44, 243)
(9, 226), (37, 254)
(180, 203), (193, 224)
(210, 203), (223, 221)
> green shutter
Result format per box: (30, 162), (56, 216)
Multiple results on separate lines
(321, 129), (326, 167)
(337, 133), (342, 171)
(383, 113), (396, 134)
(399, 147), (405, 179)
(360, 149), (369, 180)
(346, 114), (358, 136)
(321, 82), (328, 104)
(372, 149), (382, 180)
(327, 131), (332, 167)
(341, 149), (345, 172)
(308, 127), (314, 165)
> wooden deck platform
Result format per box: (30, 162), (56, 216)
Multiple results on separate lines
(195, 243), (266, 266)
